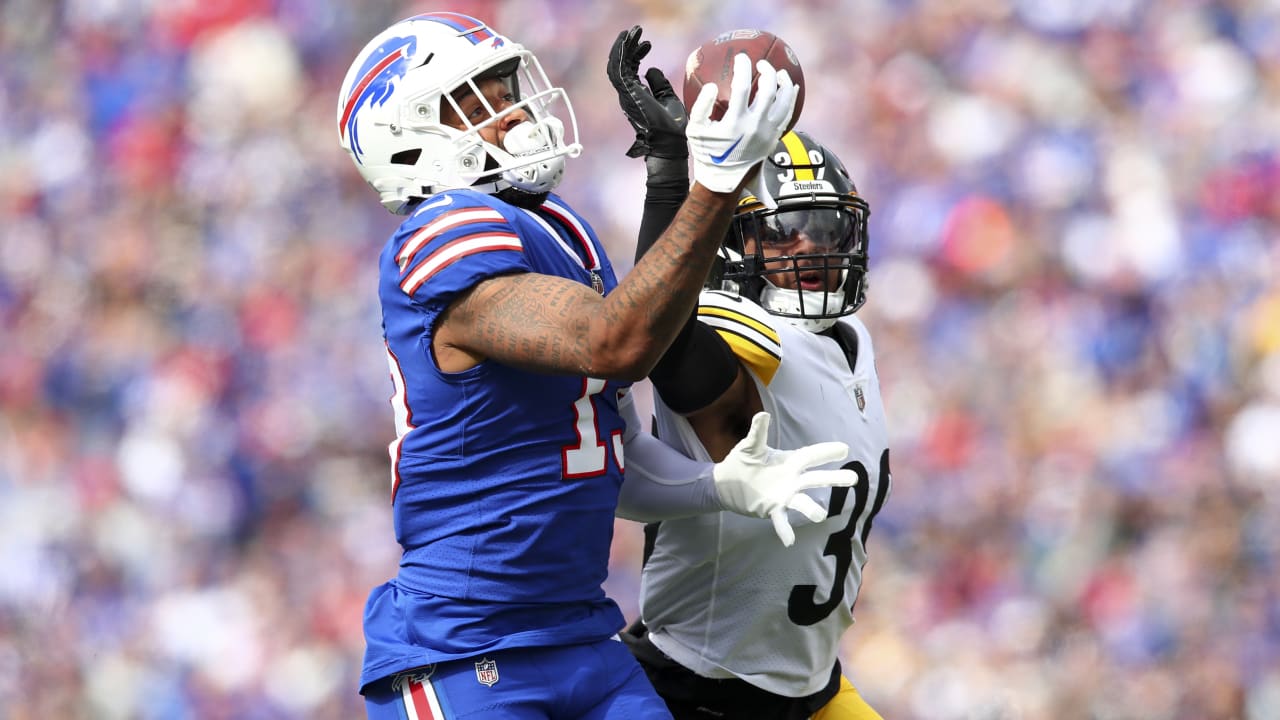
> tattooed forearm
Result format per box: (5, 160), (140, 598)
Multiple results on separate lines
(440, 186), (739, 379)
(450, 273), (596, 374)
(604, 185), (735, 350)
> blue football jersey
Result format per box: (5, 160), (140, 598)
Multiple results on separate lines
(362, 190), (631, 689)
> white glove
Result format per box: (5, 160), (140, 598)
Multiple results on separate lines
(712, 412), (857, 547)
(686, 53), (798, 195)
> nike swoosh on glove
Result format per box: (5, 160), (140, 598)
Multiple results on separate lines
(712, 412), (858, 547)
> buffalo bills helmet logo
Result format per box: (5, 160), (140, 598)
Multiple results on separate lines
(339, 35), (417, 164)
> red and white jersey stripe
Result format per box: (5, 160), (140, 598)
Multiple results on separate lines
(397, 208), (508, 270)
(540, 198), (600, 270)
(399, 232), (523, 296)
(400, 673), (446, 719)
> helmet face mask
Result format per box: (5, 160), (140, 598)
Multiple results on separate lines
(337, 13), (581, 213)
(716, 132), (871, 333)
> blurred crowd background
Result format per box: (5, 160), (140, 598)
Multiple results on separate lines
(2, 0), (1278, 718)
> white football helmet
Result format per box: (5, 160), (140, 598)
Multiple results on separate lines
(337, 12), (581, 214)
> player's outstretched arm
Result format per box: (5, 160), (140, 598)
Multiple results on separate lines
(605, 27), (753, 419)
(619, 402), (855, 545)
(437, 54), (796, 381)
(606, 25), (690, 265)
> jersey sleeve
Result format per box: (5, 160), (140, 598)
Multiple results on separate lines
(615, 389), (723, 522)
(695, 290), (784, 386)
(393, 191), (532, 307)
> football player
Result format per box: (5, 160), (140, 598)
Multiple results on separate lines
(338, 13), (859, 720)
(609, 27), (891, 720)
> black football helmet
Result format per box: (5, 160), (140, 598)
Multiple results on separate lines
(712, 130), (870, 332)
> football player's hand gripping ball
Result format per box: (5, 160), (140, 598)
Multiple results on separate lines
(685, 53), (797, 200)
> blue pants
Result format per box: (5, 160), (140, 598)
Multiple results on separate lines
(364, 637), (673, 719)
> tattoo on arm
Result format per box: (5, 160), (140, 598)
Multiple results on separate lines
(442, 186), (739, 378)
(446, 272), (596, 375)
(602, 187), (735, 350)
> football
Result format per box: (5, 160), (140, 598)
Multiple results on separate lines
(682, 29), (805, 131)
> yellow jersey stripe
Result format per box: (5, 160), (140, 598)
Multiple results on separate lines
(697, 302), (782, 385)
(698, 306), (780, 345)
(713, 326), (782, 385)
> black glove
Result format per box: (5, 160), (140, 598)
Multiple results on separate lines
(607, 26), (689, 159)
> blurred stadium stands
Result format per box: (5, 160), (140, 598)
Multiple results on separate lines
(1, 0), (1277, 717)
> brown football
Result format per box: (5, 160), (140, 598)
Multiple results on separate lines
(682, 29), (805, 131)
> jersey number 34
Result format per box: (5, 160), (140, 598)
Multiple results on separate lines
(788, 449), (891, 626)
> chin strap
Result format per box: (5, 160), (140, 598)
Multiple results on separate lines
(758, 282), (846, 333)
(497, 118), (573, 194)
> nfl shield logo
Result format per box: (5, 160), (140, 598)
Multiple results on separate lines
(590, 270), (605, 295)
(853, 385), (866, 413)
(474, 658), (499, 687)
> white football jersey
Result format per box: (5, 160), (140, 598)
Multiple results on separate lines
(642, 290), (892, 697)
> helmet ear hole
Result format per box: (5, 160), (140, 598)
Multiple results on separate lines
(390, 149), (422, 165)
